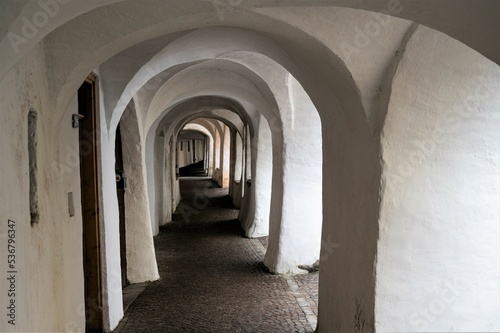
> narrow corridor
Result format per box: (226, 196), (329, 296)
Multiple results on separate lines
(114, 179), (318, 333)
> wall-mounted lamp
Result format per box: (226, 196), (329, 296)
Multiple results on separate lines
(72, 114), (84, 128)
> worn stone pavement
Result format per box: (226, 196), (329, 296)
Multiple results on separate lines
(114, 179), (318, 333)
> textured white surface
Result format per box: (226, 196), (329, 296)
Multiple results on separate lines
(119, 105), (159, 284)
(0, 3), (499, 332)
(377, 26), (500, 332)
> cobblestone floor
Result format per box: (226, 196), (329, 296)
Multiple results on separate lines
(114, 179), (318, 333)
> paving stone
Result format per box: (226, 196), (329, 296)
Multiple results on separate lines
(114, 179), (318, 333)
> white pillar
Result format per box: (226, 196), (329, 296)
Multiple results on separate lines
(264, 76), (323, 274)
(120, 106), (160, 283)
(241, 115), (272, 238)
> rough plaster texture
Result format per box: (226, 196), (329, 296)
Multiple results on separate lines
(234, 132), (243, 182)
(97, 98), (125, 331)
(0, 45), (86, 332)
(1, 3), (499, 332)
(5, 18), (363, 331)
(255, 6), (412, 128)
(138, 44), (325, 273)
(119, 105), (159, 284)
(262, 72), (323, 274)
(240, 115), (272, 238)
(1, 1), (500, 86)
(377, 26), (500, 332)
(221, 125), (231, 189)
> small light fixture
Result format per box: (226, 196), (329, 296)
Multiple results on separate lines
(72, 114), (84, 128)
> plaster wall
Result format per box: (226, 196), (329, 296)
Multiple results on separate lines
(228, 130), (236, 201)
(147, 49), (324, 273)
(141, 59), (276, 242)
(186, 120), (216, 176)
(152, 117), (220, 233)
(244, 125), (252, 185)
(231, 181), (243, 209)
(40, 23), (378, 323)
(234, 133), (243, 182)
(97, 96), (124, 331)
(376, 26), (500, 332)
(177, 139), (205, 168)
(195, 140), (205, 163)
(263, 73), (323, 273)
(145, 127), (164, 236)
(2, 4), (498, 333)
(2, 1), (500, 86)
(162, 135), (175, 226)
(231, 132), (244, 208)
(119, 105), (159, 284)
(97, 68), (159, 331)
(212, 50), (323, 273)
(255, 6), (412, 128)
(241, 115), (272, 238)
(145, 66), (256, 135)
(214, 129), (221, 170)
(0, 44), (86, 332)
(221, 125), (231, 188)
(162, 132), (182, 227)
(236, 126), (250, 226)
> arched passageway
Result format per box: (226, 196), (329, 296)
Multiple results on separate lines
(115, 178), (319, 333)
(0, 2), (499, 333)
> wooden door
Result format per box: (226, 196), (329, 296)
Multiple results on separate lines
(78, 74), (104, 332)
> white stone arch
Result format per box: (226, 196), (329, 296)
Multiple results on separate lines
(239, 114), (273, 239)
(48, 25), (361, 143)
(184, 118), (226, 181)
(1, 2), (494, 330)
(193, 119), (225, 177)
(135, 52), (321, 262)
(147, 102), (247, 235)
(220, 124), (231, 188)
(32, 16), (375, 332)
(234, 131), (243, 182)
(1, 1), (499, 86)
(145, 93), (260, 231)
(185, 119), (218, 177)
(36, 27), (396, 324)
(116, 101), (159, 283)
(157, 119), (218, 230)
(139, 54), (323, 273)
(177, 125), (213, 172)
(175, 114), (244, 194)
(39, 27), (370, 329)
(170, 112), (245, 190)
(143, 62), (268, 133)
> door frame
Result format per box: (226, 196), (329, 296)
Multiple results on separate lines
(78, 72), (108, 332)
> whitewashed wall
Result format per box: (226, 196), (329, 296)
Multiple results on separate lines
(376, 26), (500, 332)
